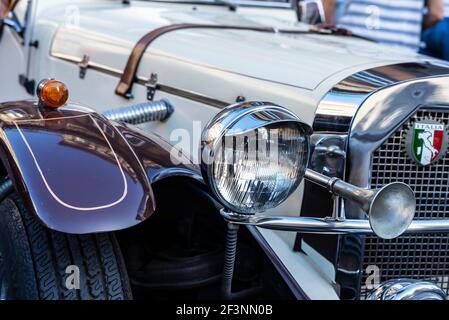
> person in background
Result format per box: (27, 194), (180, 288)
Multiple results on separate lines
(321, 0), (351, 25)
(421, 0), (449, 60)
(321, 0), (448, 61)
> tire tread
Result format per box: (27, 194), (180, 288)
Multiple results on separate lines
(4, 193), (131, 300)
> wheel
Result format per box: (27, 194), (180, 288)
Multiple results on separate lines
(0, 192), (133, 300)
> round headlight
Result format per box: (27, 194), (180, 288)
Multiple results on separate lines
(201, 101), (312, 214)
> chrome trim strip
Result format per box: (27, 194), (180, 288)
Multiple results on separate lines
(314, 62), (449, 132)
(155, 83), (228, 108)
(51, 53), (230, 109)
(225, 211), (449, 235)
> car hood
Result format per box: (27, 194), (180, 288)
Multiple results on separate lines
(47, 1), (427, 92)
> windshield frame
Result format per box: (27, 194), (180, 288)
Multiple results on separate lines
(142, 0), (294, 9)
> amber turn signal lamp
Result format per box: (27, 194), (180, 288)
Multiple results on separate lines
(37, 79), (69, 108)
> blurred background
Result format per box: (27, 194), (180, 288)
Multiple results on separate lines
(297, 0), (449, 61)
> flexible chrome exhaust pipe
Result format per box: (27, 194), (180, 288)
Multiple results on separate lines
(103, 99), (174, 124)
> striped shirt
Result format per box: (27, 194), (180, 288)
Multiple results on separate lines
(338, 0), (425, 51)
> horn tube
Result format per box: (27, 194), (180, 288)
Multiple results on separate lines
(304, 170), (416, 239)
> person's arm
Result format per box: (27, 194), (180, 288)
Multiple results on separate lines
(424, 0), (444, 30)
(322, 0), (337, 25)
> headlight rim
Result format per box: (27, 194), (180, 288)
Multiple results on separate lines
(200, 101), (312, 215)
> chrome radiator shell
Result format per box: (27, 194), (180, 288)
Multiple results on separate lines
(311, 63), (449, 300)
(343, 76), (449, 299)
(360, 108), (449, 298)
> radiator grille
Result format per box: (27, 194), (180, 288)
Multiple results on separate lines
(360, 108), (449, 299)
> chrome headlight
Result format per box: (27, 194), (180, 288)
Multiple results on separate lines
(201, 102), (312, 214)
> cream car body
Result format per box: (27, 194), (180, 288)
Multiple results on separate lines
(2, 0), (449, 300)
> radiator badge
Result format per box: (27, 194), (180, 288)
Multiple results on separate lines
(404, 119), (448, 166)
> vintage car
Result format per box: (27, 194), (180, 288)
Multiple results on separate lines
(1, 0), (449, 301)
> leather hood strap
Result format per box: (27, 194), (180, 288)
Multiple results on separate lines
(115, 23), (277, 98)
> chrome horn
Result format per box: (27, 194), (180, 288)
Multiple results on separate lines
(304, 170), (416, 239)
(222, 168), (417, 240)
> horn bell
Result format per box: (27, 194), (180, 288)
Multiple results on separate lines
(368, 182), (416, 239)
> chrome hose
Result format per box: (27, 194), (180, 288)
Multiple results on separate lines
(221, 222), (239, 300)
(103, 99), (174, 124)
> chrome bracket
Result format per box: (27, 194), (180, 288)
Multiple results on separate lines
(18, 74), (35, 95)
(235, 95), (246, 103)
(145, 73), (158, 101)
(78, 54), (90, 79)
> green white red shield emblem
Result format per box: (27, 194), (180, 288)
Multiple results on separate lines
(405, 119), (448, 166)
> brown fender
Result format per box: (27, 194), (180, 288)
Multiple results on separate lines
(113, 122), (203, 185)
(0, 100), (167, 234)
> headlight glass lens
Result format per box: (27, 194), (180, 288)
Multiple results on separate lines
(211, 122), (308, 214)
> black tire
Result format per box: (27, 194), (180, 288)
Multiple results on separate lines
(0, 192), (133, 300)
